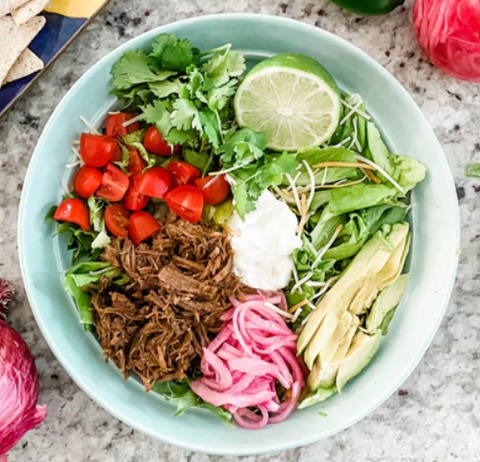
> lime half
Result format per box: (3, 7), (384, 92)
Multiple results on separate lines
(234, 53), (342, 151)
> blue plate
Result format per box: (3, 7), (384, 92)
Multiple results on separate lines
(18, 14), (459, 455)
(0, 0), (110, 118)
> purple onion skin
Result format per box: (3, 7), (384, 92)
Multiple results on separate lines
(0, 320), (47, 457)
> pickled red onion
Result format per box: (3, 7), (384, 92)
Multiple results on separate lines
(413, 0), (480, 82)
(190, 292), (304, 429)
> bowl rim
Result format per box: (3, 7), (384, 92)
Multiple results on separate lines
(18, 13), (460, 455)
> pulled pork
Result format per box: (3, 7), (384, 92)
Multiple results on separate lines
(92, 214), (245, 391)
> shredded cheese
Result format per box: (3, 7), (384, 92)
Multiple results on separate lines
(290, 271), (313, 293)
(313, 161), (375, 170)
(332, 136), (351, 148)
(305, 280), (326, 287)
(340, 98), (364, 126)
(355, 154), (405, 193)
(315, 177), (366, 189)
(348, 116), (359, 151)
(291, 308), (303, 323)
(264, 302), (294, 319)
(341, 97), (371, 121)
(321, 166), (328, 185)
(79, 116), (101, 135)
(302, 160), (316, 212)
(286, 173), (302, 215)
(122, 113), (144, 128)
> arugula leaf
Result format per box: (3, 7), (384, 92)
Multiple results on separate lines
(467, 163), (480, 178)
(152, 380), (232, 425)
(111, 51), (177, 90)
(150, 34), (200, 71)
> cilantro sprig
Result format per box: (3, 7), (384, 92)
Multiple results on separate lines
(110, 34), (245, 150)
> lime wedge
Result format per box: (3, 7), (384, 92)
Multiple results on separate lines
(234, 53), (342, 151)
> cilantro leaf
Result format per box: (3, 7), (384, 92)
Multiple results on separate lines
(219, 128), (267, 165)
(166, 128), (200, 147)
(141, 100), (173, 136)
(199, 108), (221, 148)
(150, 34), (200, 71)
(149, 79), (184, 98)
(111, 50), (177, 90)
(171, 98), (202, 132)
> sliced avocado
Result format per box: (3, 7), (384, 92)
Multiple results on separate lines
(365, 273), (410, 334)
(308, 317), (358, 391)
(336, 330), (382, 392)
(298, 385), (338, 409)
(306, 312), (352, 387)
(349, 227), (410, 315)
(304, 311), (339, 370)
(297, 225), (402, 355)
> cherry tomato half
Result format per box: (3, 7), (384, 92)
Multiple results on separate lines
(128, 211), (161, 245)
(104, 205), (130, 237)
(73, 165), (103, 199)
(123, 173), (150, 211)
(137, 167), (171, 199)
(53, 198), (91, 231)
(96, 163), (129, 202)
(106, 113), (140, 139)
(80, 133), (120, 168)
(143, 126), (180, 156)
(195, 174), (230, 205)
(167, 161), (200, 188)
(166, 185), (204, 223)
(127, 148), (147, 175)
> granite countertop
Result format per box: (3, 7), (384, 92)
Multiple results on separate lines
(1, 0), (478, 460)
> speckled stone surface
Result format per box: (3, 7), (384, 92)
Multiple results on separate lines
(1, 0), (479, 460)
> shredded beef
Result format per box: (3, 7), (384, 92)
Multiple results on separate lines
(92, 214), (247, 391)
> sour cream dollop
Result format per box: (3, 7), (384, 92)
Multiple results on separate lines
(228, 190), (302, 291)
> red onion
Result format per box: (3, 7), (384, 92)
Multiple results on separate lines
(190, 292), (304, 429)
(413, 0), (480, 82)
(0, 280), (46, 460)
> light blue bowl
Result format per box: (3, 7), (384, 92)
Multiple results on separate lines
(18, 14), (459, 456)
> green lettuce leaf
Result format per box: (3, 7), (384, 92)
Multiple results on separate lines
(152, 380), (232, 425)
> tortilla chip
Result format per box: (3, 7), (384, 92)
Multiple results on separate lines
(0, 15), (45, 86)
(0, 0), (30, 18)
(4, 48), (44, 84)
(11, 0), (50, 25)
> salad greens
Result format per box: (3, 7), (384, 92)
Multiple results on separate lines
(279, 94), (425, 328)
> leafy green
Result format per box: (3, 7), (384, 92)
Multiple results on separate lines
(467, 163), (480, 178)
(64, 261), (129, 328)
(111, 33), (246, 151)
(328, 183), (397, 215)
(149, 34), (200, 71)
(296, 147), (363, 185)
(111, 50), (177, 90)
(152, 380), (232, 425)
